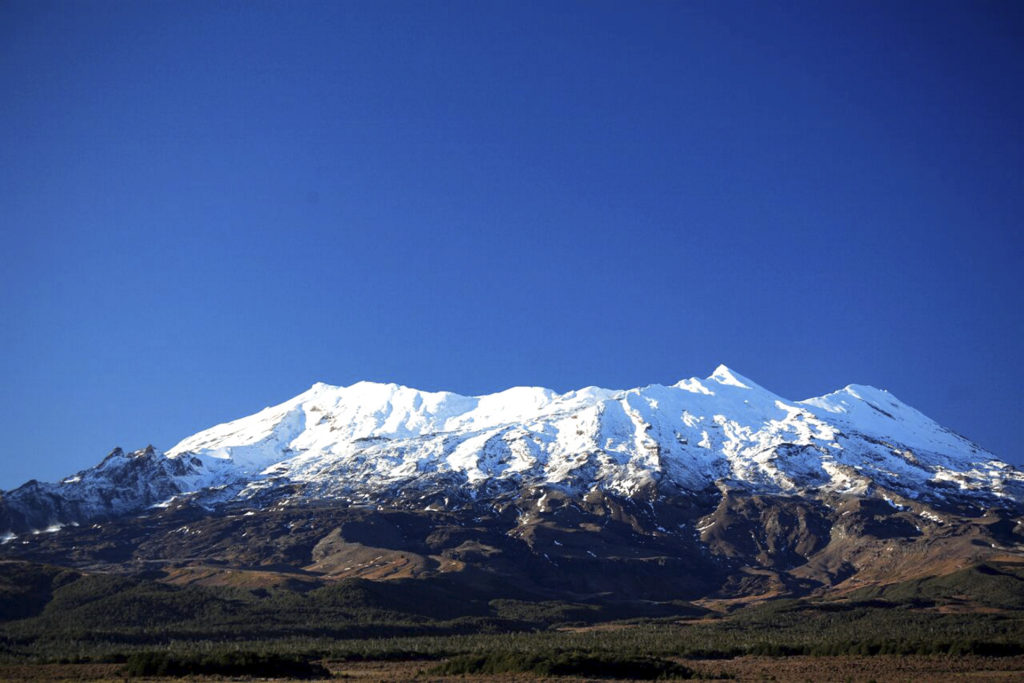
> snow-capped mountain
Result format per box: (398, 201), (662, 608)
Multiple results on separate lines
(1, 365), (1019, 536)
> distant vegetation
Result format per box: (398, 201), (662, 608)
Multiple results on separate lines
(430, 651), (700, 679)
(2, 559), (1024, 677)
(844, 562), (1024, 610)
(123, 651), (329, 678)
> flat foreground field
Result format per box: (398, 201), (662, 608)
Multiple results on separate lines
(2, 655), (1024, 682)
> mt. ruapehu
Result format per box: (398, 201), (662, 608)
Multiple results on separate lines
(2, 365), (1021, 602)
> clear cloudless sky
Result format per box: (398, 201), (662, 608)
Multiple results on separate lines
(1, 0), (1022, 488)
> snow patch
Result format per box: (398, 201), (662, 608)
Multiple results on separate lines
(919, 510), (944, 524)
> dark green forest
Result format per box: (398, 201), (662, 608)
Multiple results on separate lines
(2, 559), (1024, 678)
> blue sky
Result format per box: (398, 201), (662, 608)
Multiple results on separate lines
(1, 0), (1021, 488)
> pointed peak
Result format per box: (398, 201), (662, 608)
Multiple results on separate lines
(708, 364), (756, 389)
(98, 446), (127, 466)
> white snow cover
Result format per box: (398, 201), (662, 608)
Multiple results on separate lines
(4, 364), (1018, 539)
(146, 364), (1021, 505)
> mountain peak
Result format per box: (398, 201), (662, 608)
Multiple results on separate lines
(708, 364), (757, 389)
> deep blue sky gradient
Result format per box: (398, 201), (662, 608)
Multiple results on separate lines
(2, 1), (1022, 488)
